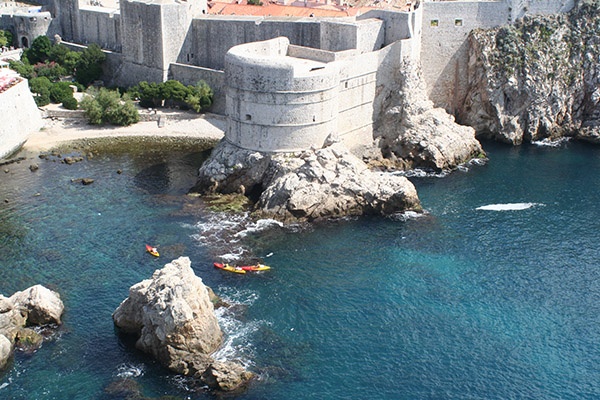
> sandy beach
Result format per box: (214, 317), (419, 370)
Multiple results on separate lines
(23, 110), (226, 152)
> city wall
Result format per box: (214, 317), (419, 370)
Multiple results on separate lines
(0, 79), (44, 159)
(78, 6), (120, 51)
(420, 1), (509, 114)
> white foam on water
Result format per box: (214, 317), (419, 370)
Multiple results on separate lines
(390, 210), (428, 221)
(476, 202), (540, 211)
(0, 381), (9, 390)
(234, 218), (284, 238)
(115, 363), (145, 378)
(213, 307), (266, 369)
(532, 137), (571, 147)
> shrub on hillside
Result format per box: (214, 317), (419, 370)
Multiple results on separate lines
(80, 88), (139, 126)
(49, 81), (75, 103)
(62, 96), (78, 110)
(9, 61), (34, 80)
(29, 76), (52, 106)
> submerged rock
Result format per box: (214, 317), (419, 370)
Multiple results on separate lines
(113, 257), (252, 391)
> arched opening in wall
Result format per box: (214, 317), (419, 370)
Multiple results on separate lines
(21, 36), (29, 48)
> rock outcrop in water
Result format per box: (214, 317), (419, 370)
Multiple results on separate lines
(112, 257), (253, 391)
(461, 1), (600, 145)
(0, 285), (64, 369)
(194, 135), (421, 222)
(374, 60), (485, 171)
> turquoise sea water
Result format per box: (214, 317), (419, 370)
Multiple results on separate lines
(1, 140), (600, 399)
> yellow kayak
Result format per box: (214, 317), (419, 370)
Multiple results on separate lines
(213, 262), (246, 274)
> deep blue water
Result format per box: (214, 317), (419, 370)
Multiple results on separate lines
(1, 140), (600, 399)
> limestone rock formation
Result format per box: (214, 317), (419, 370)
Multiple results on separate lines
(0, 334), (11, 370)
(195, 137), (421, 222)
(113, 257), (251, 389)
(201, 361), (254, 392)
(0, 286), (64, 370)
(375, 60), (484, 171)
(461, 2), (600, 144)
(9, 284), (65, 325)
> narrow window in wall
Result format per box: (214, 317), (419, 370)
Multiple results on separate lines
(245, 114), (252, 121)
(187, 54), (190, 62)
(345, 81), (349, 89)
(455, 19), (463, 26)
(313, 115), (316, 122)
(430, 19), (439, 27)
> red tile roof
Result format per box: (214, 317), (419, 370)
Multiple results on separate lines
(207, 1), (367, 17)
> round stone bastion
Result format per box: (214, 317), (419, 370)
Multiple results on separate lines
(224, 37), (340, 153)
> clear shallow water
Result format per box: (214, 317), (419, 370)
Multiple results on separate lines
(1, 141), (600, 399)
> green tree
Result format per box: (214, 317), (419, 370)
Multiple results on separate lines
(75, 44), (106, 86)
(29, 76), (52, 106)
(161, 80), (190, 107)
(26, 35), (52, 64)
(130, 81), (163, 108)
(0, 30), (13, 47)
(8, 60), (34, 80)
(185, 80), (213, 112)
(34, 61), (66, 82)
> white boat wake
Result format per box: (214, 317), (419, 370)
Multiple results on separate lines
(476, 202), (540, 211)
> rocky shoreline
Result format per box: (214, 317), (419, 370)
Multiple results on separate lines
(0, 285), (64, 370)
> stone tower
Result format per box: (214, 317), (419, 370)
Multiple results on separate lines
(54, 0), (79, 42)
(118, 0), (207, 86)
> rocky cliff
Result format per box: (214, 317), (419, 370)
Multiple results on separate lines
(461, 0), (600, 144)
(374, 60), (485, 171)
(194, 135), (422, 222)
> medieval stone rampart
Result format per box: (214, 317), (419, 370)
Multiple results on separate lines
(78, 6), (120, 51)
(186, 16), (322, 71)
(0, 79), (43, 159)
(225, 37), (340, 152)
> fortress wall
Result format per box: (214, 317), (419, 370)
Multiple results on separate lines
(224, 38), (339, 152)
(420, 1), (508, 113)
(2, 12), (53, 48)
(169, 63), (226, 114)
(336, 49), (382, 149)
(509, 0), (574, 20)
(119, 1), (165, 72)
(78, 7), (120, 51)
(0, 79), (43, 159)
(321, 18), (384, 53)
(190, 17), (321, 70)
(359, 9), (414, 45)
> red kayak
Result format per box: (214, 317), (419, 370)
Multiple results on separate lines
(146, 244), (159, 257)
(240, 264), (271, 271)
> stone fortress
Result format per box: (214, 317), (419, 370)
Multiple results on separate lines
(0, 0), (575, 156)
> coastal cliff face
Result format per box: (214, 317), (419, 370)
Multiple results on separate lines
(461, 1), (600, 144)
(374, 60), (485, 171)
